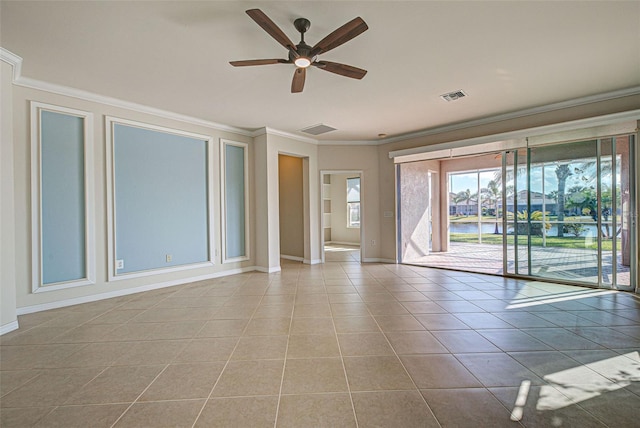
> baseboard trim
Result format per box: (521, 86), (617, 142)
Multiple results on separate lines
(280, 255), (304, 262)
(254, 265), (282, 273)
(16, 266), (256, 316)
(304, 259), (323, 265)
(362, 258), (397, 263)
(0, 320), (20, 336)
(326, 241), (360, 246)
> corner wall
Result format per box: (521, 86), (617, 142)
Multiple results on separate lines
(1, 59), (18, 333)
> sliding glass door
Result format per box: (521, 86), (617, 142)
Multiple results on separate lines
(515, 137), (635, 290)
(398, 134), (636, 291)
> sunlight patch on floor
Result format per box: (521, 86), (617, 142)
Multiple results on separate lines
(536, 352), (640, 411)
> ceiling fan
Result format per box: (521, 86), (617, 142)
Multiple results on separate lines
(230, 9), (368, 93)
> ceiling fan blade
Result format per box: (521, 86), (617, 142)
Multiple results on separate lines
(291, 68), (306, 93)
(230, 59), (289, 66)
(246, 9), (296, 51)
(309, 17), (368, 57)
(314, 61), (367, 79)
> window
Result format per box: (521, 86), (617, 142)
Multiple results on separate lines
(347, 177), (361, 228)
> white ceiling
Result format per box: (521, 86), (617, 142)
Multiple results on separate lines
(2, 1), (639, 142)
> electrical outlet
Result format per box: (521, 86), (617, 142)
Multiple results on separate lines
(166, 254), (172, 262)
(371, 240), (376, 246)
(116, 259), (124, 270)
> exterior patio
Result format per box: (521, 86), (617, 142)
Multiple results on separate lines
(407, 242), (631, 289)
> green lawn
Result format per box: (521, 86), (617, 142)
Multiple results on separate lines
(450, 233), (618, 251)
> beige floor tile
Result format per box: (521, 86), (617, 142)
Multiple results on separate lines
(65, 365), (164, 404)
(196, 319), (248, 337)
(211, 305), (256, 319)
(366, 302), (410, 316)
(0, 406), (54, 427)
(0, 326), (70, 345)
(343, 356), (414, 391)
(400, 355), (482, 388)
(375, 315), (426, 331)
(231, 335), (288, 360)
(293, 303), (332, 318)
(0, 343), (86, 370)
(1, 367), (105, 408)
(87, 310), (143, 325)
(173, 337), (239, 362)
(252, 303), (294, 318)
(287, 334), (340, 358)
(112, 340), (189, 365)
(432, 330), (503, 353)
(144, 320), (206, 340)
(328, 293), (363, 303)
(333, 316), (380, 333)
(421, 388), (515, 427)
(33, 403), (128, 428)
(99, 323), (159, 342)
(139, 362), (225, 401)
(401, 301), (448, 314)
(277, 393), (356, 427)
(244, 317), (291, 335)
(352, 390), (439, 428)
(295, 293), (329, 304)
(330, 303), (371, 317)
(337, 332), (395, 356)
(455, 353), (545, 387)
(114, 399), (204, 428)
(290, 317), (335, 334)
(211, 359), (284, 397)
(52, 342), (133, 368)
(385, 331), (449, 355)
(0, 369), (42, 396)
(195, 396), (278, 427)
(282, 358), (348, 394)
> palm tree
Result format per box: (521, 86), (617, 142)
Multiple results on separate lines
(482, 180), (501, 233)
(458, 189), (472, 216)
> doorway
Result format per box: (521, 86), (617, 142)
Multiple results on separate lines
(321, 171), (362, 263)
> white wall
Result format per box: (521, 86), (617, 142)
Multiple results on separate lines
(1, 59), (18, 333)
(329, 173), (360, 245)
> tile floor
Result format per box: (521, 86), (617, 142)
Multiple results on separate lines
(1, 256), (640, 427)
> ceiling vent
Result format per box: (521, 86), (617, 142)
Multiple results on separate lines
(440, 90), (468, 102)
(301, 124), (337, 135)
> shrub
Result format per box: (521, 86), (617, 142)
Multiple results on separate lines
(563, 223), (586, 237)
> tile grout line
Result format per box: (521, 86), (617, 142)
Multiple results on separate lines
(191, 275), (275, 428)
(359, 276), (445, 428)
(271, 267), (300, 428)
(329, 265), (360, 428)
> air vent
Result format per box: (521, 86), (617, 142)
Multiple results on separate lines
(301, 124), (337, 136)
(440, 90), (468, 102)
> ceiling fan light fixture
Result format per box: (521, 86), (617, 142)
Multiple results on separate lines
(294, 57), (311, 68)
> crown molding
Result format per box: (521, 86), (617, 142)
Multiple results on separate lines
(379, 86), (640, 146)
(0, 47), (254, 137)
(252, 127), (319, 145)
(0, 47), (22, 80)
(3, 47), (638, 147)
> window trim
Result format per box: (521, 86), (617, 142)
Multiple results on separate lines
(346, 176), (361, 229)
(220, 139), (250, 263)
(30, 102), (95, 293)
(105, 116), (215, 281)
